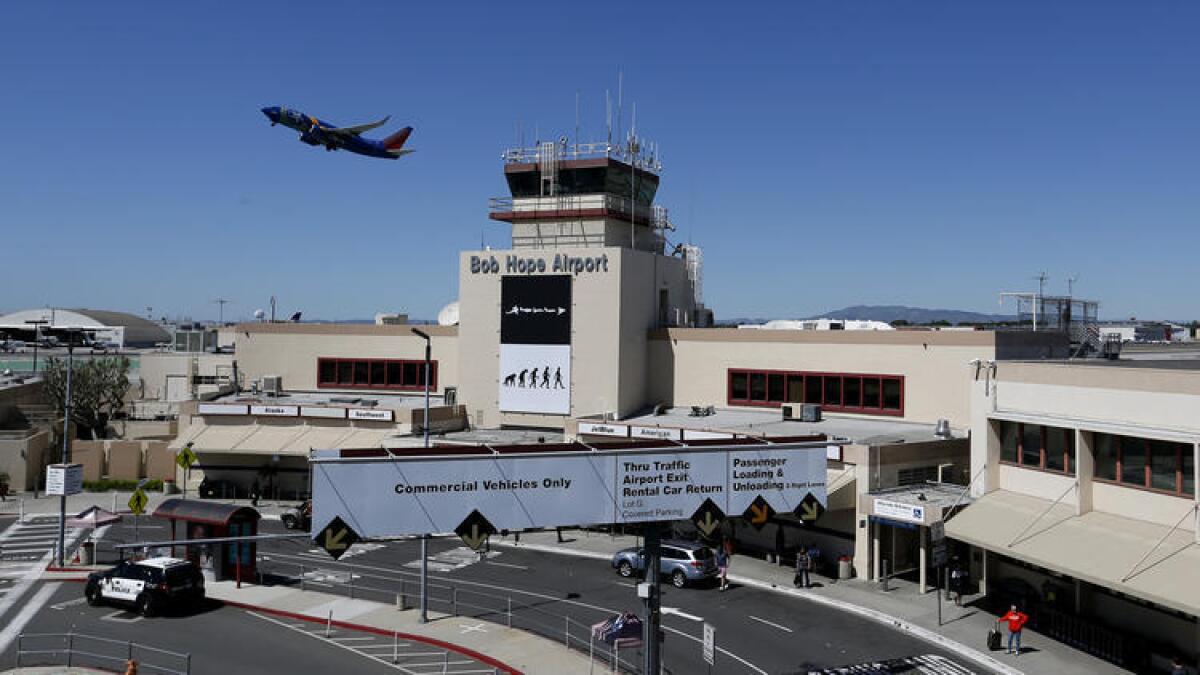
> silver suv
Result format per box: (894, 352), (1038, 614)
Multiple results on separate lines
(611, 539), (718, 588)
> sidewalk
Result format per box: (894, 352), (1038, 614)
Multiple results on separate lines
(202, 580), (593, 675)
(0, 491), (296, 522)
(493, 529), (1131, 675)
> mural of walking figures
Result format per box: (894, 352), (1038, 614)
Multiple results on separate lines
(499, 275), (571, 414)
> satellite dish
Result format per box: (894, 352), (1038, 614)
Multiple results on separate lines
(253, 309), (265, 320)
(437, 301), (460, 327)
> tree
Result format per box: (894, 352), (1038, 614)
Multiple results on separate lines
(41, 355), (131, 439)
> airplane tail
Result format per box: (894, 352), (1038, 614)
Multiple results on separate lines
(383, 126), (413, 154)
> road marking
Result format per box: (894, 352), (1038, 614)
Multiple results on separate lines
(331, 636), (378, 642)
(245, 610), (424, 674)
(0, 582), (60, 653)
(662, 606), (704, 622)
(51, 596), (89, 610)
(263, 549), (770, 674)
(484, 560), (529, 570)
(749, 615), (793, 633)
(101, 610), (143, 623)
(459, 622), (487, 634)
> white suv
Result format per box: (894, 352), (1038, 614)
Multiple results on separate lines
(85, 557), (205, 616)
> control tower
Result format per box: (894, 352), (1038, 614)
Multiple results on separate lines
(457, 131), (702, 429)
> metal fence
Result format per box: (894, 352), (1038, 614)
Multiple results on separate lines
(255, 556), (651, 674)
(16, 632), (190, 674)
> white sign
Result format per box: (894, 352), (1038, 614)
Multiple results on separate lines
(197, 403), (248, 416)
(682, 429), (734, 441)
(499, 344), (570, 415)
(577, 422), (628, 438)
(349, 408), (395, 422)
(251, 405), (298, 417)
(703, 623), (715, 666)
(301, 406), (347, 419)
(312, 443), (830, 538)
(46, 463), (84, 496)
(826, 445), (842, 462)
(631, 426), (679, 441)
(874, 498), (926, 524)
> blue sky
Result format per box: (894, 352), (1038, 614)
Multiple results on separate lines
(1, 2), (1196, 322)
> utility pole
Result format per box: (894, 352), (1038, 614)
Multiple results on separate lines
(24, 319), (48, 374)
(56, 329), (80, 567)
(411, 327), (433, 623)
(642, 523), (663, 675)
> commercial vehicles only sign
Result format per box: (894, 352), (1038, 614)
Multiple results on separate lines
(311, 443), (829, 538)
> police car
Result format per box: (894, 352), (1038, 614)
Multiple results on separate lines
(85, 557), (205, 616)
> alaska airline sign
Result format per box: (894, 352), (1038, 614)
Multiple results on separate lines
(310, 443), (829, 539)
(470, 253), (611, 275)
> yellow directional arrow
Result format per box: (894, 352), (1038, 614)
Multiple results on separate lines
(799, 501), (820, 521)
(460, 524), (487, 550)
(748, 503), (769, 525)
(696, 511), (720, 537)
(323, 528), (349, 552)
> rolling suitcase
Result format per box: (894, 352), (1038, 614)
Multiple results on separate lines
(987, 629), (1002, 651)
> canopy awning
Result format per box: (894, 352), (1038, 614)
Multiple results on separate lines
(233, 424), (307, 453)
(337, 428), (397, 449)
(946, 489), (1200, 617)
(153, 498), (261, 526)
(170, 422), (257, 452)
(289, 425), (356, 454)
(67, 506), (123, 529)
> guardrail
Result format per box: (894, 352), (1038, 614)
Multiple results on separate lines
(255, 556), (654, 674)
(16, 631), (190, 674)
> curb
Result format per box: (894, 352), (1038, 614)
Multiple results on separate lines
(218, 598), (523, 675)
(493, 540), (1021, 675)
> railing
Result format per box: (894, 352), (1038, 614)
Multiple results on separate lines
(17, 632), (190, 674)
(488, 194), (657, 225)
(254, 556), (665, 674)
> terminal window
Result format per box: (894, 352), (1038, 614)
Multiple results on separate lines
(317, 357), (437, 391)
(1094, 431), (1193, 497)
(727, 369), (904, 416)
(998, 421), (1074, 474)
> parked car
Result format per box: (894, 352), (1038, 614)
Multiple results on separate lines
(281, 500), (312, 530)
(1, 340), (27, 353)
(611, 539), (718, 588)
(85, 557), (204, 617)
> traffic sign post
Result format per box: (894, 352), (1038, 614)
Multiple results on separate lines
(128, 486), (148, 545)
(314, 516), (360, 561)
(742, 495), (774, 531)
(702, 622), (715, 669)
(795, 491), (825, 523)
(176, 442), (198, 499)
(642, 523), (662, 675)
(691, 498), (724, 539)
(455, 510), (497, 551)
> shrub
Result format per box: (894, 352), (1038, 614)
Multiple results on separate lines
(83, 478), (163, 492)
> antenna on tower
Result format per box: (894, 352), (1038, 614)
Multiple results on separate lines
(1034, 272), (1049, 300)
(605, 89), (612, 148)
(575, 91), (580, 154)
(617, 71), (623, 157)
(1067, 274), (1079, 297)
(213, 298), (232, 326)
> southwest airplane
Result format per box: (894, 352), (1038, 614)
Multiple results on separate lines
(260, 106), (414, 160)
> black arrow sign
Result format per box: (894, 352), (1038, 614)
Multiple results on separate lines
(691, 498), (725, 538)
(742, 495), (775, 531)
(314, 515), (360, 561)
(795, 492), (826, 523)
(455, 510), (497, 551)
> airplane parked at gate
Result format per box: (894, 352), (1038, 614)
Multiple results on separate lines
(260, 106), (414, 160)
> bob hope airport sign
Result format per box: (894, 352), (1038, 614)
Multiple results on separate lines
(470, 253), (611, 276)
(311, 442), (830, 539)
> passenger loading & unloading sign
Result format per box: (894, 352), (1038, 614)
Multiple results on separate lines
(311, 443), (829, 539)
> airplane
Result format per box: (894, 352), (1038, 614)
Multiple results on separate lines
(260, 106), (414, 160)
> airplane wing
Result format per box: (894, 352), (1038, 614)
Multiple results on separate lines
(321, 115), (391, 137)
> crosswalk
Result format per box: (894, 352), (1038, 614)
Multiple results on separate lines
(809, 654), (976, 674)
(245, 609), (500, 674)
(0, 516), (80, 568)
(0, 516), (86, 655)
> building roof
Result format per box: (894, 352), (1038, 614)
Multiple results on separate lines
(0, 308), (171, 347)
(610, 407), (951, 446)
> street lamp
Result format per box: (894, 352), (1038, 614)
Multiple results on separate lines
(55, 328), (81, 567)
(410, 327), (432, 624)
(24, 319), (48, 374)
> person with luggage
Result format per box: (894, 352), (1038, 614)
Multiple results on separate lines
(794, 547), (812, 589)
(996, 604), (1029, 655)
(715, 545), (730, 591)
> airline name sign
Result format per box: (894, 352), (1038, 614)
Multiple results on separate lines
(311, 443), (829, 538)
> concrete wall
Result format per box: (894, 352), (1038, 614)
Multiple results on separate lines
(649, 329), (1006, 427)
(71, 441), (105, 482)
(0, 429), (50, 492)
(234, 323), (458, 396)
(106, 441), (143, 480)
(457, 247), (693, 429)
(137, 352), (235, 401)
(144, 441), (174, 481)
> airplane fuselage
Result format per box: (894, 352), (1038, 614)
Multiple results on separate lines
(260, 106), (413, 160)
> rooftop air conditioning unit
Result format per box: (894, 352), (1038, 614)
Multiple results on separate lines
(262, 375), (282, 396)
(782, 403), (821, 422)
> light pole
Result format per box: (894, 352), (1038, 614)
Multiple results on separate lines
(410, 327), (432, 623)
(56, 329), (80, 567)
(24, 319), (48, 374)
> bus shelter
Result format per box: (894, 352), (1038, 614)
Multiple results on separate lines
(152, 498), (261, 582)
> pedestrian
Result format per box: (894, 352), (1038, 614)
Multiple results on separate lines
(794, 547), (812, 588)
(950, 561), (967, 606)
(806, 542), (821, 579)
(715, 546), (730, 591)
(250, 478), (260, 507)
(996, 604), (1029, 655)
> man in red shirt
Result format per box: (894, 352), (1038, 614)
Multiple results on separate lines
(997, 605), (1029, 655)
